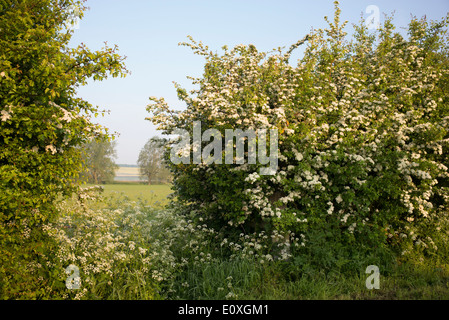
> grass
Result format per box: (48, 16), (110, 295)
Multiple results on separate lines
(170, 258), (449, 300)
(82, 182), (173, 206)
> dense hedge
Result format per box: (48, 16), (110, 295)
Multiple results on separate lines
(0, 0), (127, 298)
(147, 2), (449, 262)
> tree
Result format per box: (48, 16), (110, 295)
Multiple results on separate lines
(0, 0), (128, 298)
(146, 2), (449, 267)
(81, 139), (119, 184)
(138, 137), (171, 184)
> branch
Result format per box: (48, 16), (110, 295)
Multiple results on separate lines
(284, 34), (310, 62)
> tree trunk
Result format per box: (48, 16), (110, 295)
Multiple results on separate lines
(92, 171), (99, 184)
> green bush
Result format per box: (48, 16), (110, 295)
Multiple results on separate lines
(147, 2), (449, 267)
(0, 0), (128, 298)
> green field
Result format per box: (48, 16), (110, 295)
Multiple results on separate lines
(83, 183), (173, 205)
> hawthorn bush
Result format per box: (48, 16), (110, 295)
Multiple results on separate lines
(147, 2), (449, 268)
(0, 0), (127, 298)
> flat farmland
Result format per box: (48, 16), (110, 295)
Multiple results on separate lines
(84, 183), (173, 205)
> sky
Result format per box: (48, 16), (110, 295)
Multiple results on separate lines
(69, 0), (449, 165)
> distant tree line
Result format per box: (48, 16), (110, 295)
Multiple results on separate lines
(80, 136), (172, 185)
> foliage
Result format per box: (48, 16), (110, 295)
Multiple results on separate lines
(0, 0), (128, 298)
(2, 0), (449, 300)
(80, 138), (119, 184)
(146, 1), (449, 265)
(137, 136), (171, 184)
(14, 184), (446, 300)
(49, 189), (449, 300)
(43, 187), (160, 299)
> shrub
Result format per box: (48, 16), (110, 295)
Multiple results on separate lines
(146, 2), (449, 266)
(0, 0), (128, 298)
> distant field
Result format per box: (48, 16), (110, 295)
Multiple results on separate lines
(84, 183), (173, 206)
(80, 166), (173, 206)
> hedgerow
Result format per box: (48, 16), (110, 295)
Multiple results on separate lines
(147, 2), (449, 266)
(0, 0), (128, 298)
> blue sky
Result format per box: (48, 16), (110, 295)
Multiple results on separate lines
(70, 0), (449, 164)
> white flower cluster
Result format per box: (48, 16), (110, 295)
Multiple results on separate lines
(1, 105), (13, 121)
(145, 13), (449, 256)
(245, 172), (260, 184)
(45, 144), (57, 154)
(50, 101), (75, 123)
